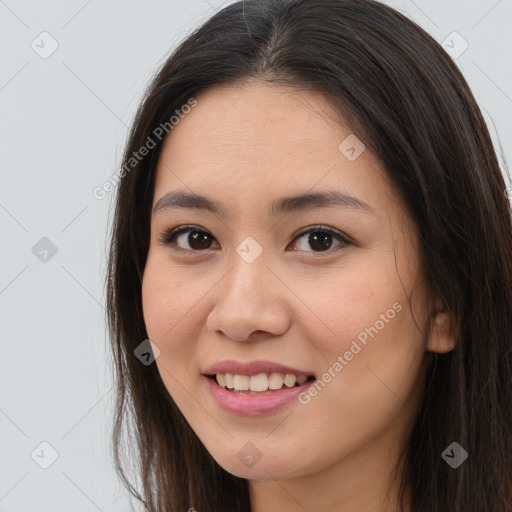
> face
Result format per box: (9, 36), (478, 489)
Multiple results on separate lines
(141, 81), (450, 483)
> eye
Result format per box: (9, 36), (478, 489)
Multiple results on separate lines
(158, 224), (351, 254)
(290, 225), (351, 253)
(158, 224), (220, 252)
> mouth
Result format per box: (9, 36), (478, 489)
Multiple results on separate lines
(202, 360), (317, 415)
(203, 372), (316, 416)
(206, 372), (316, 395)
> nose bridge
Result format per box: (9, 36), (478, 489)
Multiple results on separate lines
(223, 240), (270, 306)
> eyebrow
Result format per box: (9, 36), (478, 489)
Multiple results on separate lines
(152, 189), (375, 217)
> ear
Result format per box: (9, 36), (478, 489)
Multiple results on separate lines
(426, 297), (456, 354)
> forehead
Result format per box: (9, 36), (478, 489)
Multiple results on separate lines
(153, 82), (394, 216)
(159, 82), (352, 167)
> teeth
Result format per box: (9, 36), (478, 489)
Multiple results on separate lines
(216, 373), (226, 387)
(215, 372), (310, 392)
(283, 374), (296, 387)
(233, 374), (250, 390)
(250, 373), (268, 392)
(268, 372), (285, 389)
(224, 373), (234, 388)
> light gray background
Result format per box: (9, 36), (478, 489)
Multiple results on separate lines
(1, 0), (511, 510)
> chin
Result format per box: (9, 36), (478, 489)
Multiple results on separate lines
(209, 449), (311, 480)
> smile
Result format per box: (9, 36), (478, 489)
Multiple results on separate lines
(202, 359), (316, 415)
(215, 372), (311, 393)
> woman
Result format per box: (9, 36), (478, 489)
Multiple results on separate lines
(106, 0), (512, 510)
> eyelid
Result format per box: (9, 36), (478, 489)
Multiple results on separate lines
(158, 223), (352, 254)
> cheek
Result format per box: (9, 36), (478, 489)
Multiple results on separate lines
(307, 267), (411, 355)
(141, 268), (170, 342)
(141, 260), (204, 416)
(318, 299), (423, 414)
(300, 262), (426, 411)
(141, 256), (200, 370)
(142, 253), (201, 338)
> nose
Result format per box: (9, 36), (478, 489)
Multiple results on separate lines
(205, 250), (291, 342)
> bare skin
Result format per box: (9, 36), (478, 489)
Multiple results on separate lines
(141, 81), (455, 511)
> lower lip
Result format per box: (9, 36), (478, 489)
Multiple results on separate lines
(204, 375), (314, 416)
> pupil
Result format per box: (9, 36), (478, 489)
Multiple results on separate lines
(190, 231), (212, 249)
(309, 232), (331, 251)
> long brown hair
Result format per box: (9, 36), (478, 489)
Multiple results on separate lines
(106, 1), (512, 510)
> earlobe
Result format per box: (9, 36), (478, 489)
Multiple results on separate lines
(427, 308), (456, 354)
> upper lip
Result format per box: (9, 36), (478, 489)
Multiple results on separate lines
(203, 359), (315, 378)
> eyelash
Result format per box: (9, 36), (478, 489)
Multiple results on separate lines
(157, 224), (352, 255)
